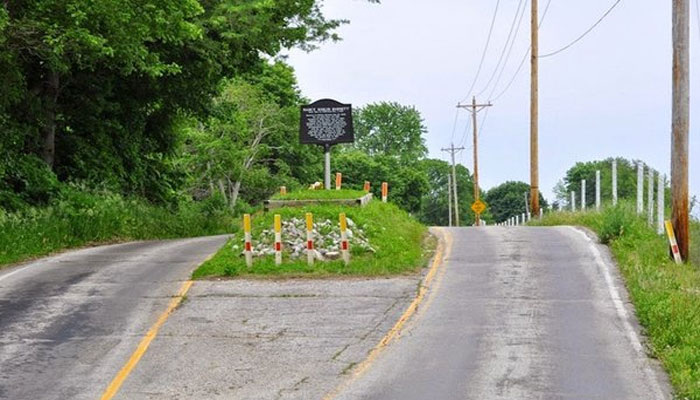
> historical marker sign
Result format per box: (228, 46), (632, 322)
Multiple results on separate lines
(300, 99), (354, 145)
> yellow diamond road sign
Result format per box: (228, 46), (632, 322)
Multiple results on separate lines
(471, 200), (486, 214)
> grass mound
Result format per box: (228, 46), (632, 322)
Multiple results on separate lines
(193, 200), (430, 279)
(531, 202), (700, 399)
(271, 189), (368, 201)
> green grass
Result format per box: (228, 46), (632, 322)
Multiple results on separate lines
(193, 200), (430, 279)
(0, 188), (235, 267)
(532, 203), (700, 399)
(271, 189), (368, 201)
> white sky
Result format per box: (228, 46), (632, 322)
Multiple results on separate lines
(286, 0), (699, 209)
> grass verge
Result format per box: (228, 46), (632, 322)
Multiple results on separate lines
(271, 189), (367, 201)
(0, 188), (234, 267)
(193, 200), (429, 279)
(531, 203), (700, 399)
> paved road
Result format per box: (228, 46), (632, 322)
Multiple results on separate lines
(333, 227), (672, 400)
(0, 236), (228, 400)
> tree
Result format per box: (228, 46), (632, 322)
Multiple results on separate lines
(351, 102), (428, 162)
(417, 159), (481, 226)
(1, 0), (370, 206)
(484, 181), (548, 223)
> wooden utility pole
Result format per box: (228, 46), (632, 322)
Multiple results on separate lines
(457, 97), (492, 226)
(441, 144), (465, 226)
(672, 0), (690, 261)
(530, 0), (540, 218)
(447, 172), (453, 227)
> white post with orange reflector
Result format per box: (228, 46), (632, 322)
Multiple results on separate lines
(335, 173), (342, 190)
(243, 214), (253, 268)
(306, 213), (314, 266)
(274, 214), (282, 266)
(364, 181), (370, 192)
(665, 220), (683, 264)
(381, 182), (388, 202)
(339, 213), (350, 265)
(280, 186), (287, 195)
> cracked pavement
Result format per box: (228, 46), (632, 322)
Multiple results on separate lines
(116, 278), (420, 400)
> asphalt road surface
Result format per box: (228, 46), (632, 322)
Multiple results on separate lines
(0, 227), (672, 400)
(333, 227), (671, 400)
(0, 236), (228, 400)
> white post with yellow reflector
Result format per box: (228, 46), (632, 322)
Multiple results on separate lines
(274, 214), (282, 266)
(243, 214), (253, 268)
(339, 213), (350, 266)
(306, 213), (314, 266)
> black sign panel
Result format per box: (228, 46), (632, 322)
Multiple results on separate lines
(300, 99), (354, 145)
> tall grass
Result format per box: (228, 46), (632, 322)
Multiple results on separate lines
(532, 202), (700, 399)
(0, 188), (235, 267)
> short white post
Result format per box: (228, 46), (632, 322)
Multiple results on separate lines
(280, 186), (287, 196)
(274, 214), (282, 266)
(539, 207), (544, 218)
(612, 159), (618, 206)
(381, 182), (388, 203)
(595, 170), (601, 211)
(571, 191), (576, 211)
(648, 169), (654, 226)
(243, 214), (253, 268)
(305, 213), (314, 266)
(521, 213), (526, 225)
(657, 174), (665, 235)
(581, 180), (586, 211)
(335, 172), (342, 190)
(516, 215), (520, 226)
(339, 213), (350, 265)
(526, 213), (531, 222)
(637, 163), (644, 215)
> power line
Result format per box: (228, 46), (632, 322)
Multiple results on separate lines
(491, 0), (553, 102)
(461, 0), (501, 102)
(486, 0), (529, 100)
(449, 109), (459, 143)
(476, 0), (526, 97)
(540, 0), (622, 58)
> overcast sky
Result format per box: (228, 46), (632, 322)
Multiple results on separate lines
(286, 0), (698, 210)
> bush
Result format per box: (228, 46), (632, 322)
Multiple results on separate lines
(0, 186), (236, 267)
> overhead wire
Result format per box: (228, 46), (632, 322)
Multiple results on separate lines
(491, 0), (553, 102)
(461, 0), (501, 102)
(539, 0), (622, 58)
(476, 0), (526, 98)
(485, 0), (529, 100)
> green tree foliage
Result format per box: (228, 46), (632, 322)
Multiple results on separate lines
(332, 150), (429, 214)
(553, 158), (666, 210)
(0, 0), (355, 207)
(417, 159), (482, 226)
(351, 102), (428, 162)
(484, 181), (548, 223)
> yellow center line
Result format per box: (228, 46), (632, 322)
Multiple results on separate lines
(100, 280), (193, 400)
(322, 228), (452, 400)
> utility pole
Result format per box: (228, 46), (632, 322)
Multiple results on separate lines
(530, 0), (540, 218)
(672, 0), (690, 261)
(447, 172), (453, 227)
(442, 144), (465, 226)
(457, 97), (492, 226)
